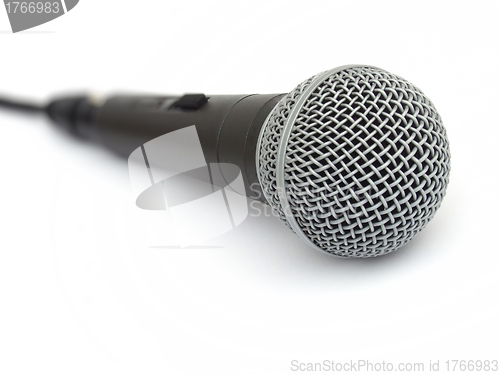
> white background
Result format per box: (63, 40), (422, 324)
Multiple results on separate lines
(1, 1), (499, 374)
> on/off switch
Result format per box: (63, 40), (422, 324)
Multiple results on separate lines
(174, 94), (208, 110)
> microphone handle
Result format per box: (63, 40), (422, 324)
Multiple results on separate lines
(49, 93), (285, 200)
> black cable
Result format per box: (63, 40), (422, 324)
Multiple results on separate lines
(0, 95), (44, 114)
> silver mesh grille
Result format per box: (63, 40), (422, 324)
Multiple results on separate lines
(257, 66), (451, 257)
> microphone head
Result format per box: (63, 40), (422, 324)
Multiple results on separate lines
(256, 65), (450, 257)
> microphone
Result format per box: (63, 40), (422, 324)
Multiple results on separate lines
(39, 65), (452, 257)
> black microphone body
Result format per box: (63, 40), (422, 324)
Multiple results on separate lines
(49, 93), (284, 201)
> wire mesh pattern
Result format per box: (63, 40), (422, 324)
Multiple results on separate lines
(258, 66), (451, 257)
(257, 72), (322, 228)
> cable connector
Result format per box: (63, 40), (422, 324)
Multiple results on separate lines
(45, 96), (100, 139)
